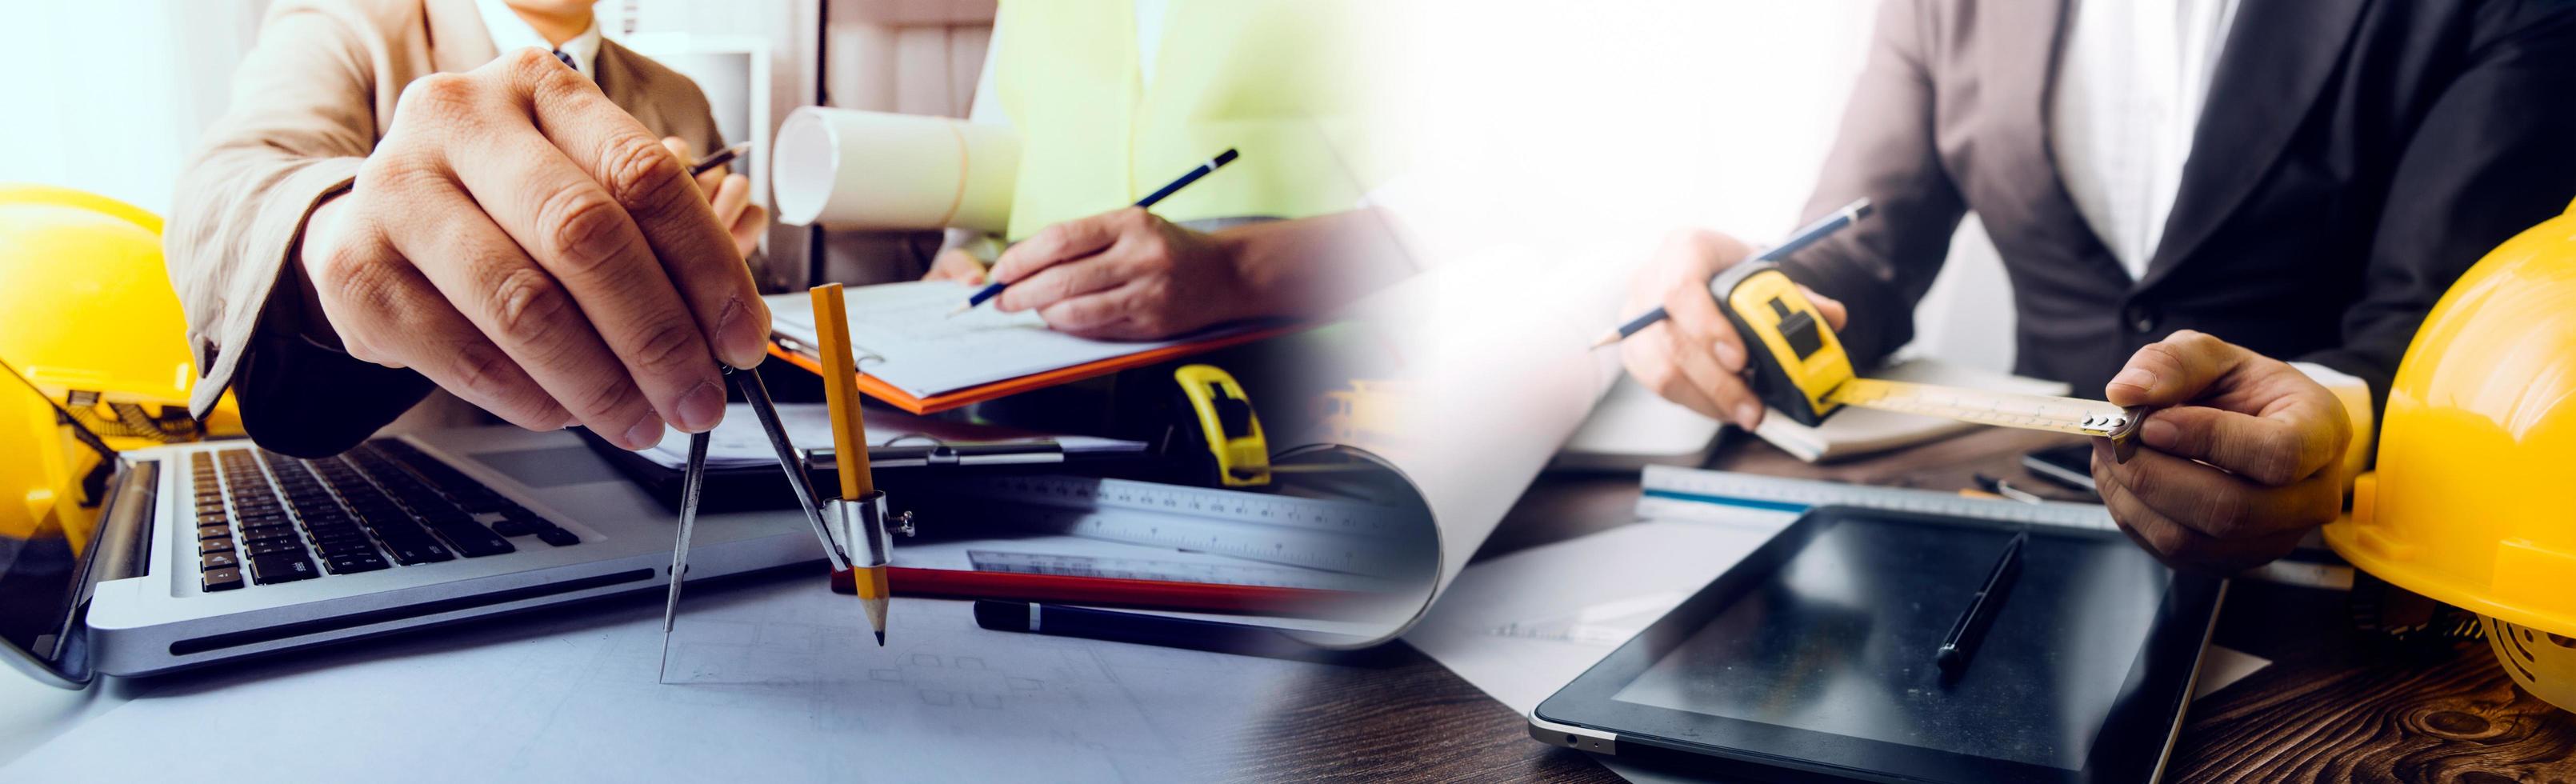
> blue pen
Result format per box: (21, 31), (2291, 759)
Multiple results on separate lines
(948, 148), (1242, 316)
(1590, 198), (1874, 347)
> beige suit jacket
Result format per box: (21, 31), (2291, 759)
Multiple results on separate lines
(166, 0), (726, 420)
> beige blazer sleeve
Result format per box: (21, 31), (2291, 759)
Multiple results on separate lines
(163, 0), (410, 418)
(168, 0), (754, 450)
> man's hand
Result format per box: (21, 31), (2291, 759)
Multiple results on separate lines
(2092, 330), (2351, 572)
(661, 137), (767, 261)
(297, 49), (770, 450)
(1618, 228), (1846, 428)
(984, 207), (1251, 340)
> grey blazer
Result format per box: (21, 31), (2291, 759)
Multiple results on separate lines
(1779, 0), (2576, 413)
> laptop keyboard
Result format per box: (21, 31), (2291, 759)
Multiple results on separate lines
(191, 439), (578, 592)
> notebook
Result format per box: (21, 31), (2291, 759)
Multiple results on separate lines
(765, 281), (1290, 413)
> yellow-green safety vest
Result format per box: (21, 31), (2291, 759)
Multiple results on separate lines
(990, 0), (1396, 241)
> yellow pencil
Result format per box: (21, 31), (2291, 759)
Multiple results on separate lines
(811, 283), (890, 645)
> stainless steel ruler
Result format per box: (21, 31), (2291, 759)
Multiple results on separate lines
(1636, 464), (2116, 530)
(918, 475), (1418, 576)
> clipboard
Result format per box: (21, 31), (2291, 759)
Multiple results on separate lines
(761, 282), (1302, 414)
(766, 326), (1295, 414)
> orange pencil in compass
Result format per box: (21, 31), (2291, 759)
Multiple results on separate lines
(812, 282), (901, 645)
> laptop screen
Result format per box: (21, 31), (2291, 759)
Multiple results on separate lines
(0, 358), (119, 675)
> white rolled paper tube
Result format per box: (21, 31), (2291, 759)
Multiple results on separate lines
(770, 107), (1020, 233)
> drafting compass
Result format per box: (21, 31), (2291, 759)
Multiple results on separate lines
(656, 364), (910, 682)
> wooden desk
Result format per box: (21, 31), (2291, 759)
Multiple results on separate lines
(1226, 429), (2576, 782)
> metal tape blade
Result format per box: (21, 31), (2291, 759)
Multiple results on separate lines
(1829, 378), (2142, 446)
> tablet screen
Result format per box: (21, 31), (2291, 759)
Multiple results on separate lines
(1606, 518), (2166, 770)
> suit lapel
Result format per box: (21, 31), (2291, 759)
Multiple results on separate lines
(1991, 0), (2127, 284)
(593, 41), (654, 126)
(2138, 0), (2370, 290)
(422, 0), (495, 74)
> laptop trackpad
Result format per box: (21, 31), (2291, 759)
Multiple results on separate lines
(466, 446), (626, 487)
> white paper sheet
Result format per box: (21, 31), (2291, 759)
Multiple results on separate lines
(1, 576), (1333, 782)
(1326, 244), (1642, 642)
(1403, 520), (1779, 715)
(766, 282), (1251, 399)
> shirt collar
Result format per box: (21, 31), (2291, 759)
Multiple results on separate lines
(474, 0), (603, 79)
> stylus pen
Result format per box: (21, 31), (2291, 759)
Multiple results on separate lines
(1935, 530), (2026, 676)
(1589, 198), (1874, 347)
(971, 599), (1310, 658)
(948, 148), (1242, 316)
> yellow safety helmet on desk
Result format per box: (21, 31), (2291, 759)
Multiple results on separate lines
(0, 185), (240, 447)
(2325, 197), (2576, 714)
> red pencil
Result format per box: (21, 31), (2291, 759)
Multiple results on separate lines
(829, 566), (1364, 615)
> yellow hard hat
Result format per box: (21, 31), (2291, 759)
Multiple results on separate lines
(2324, 197), (2576, 714)
(0, 185), (239, 445)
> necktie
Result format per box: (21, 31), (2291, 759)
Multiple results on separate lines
(552, 49), (579, 74)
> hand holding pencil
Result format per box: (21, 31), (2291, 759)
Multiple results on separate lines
(942, 150), (1248, 340)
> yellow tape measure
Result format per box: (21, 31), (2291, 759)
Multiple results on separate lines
(1714, 262), (2145, 461)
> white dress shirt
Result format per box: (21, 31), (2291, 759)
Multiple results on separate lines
(474, 0), (603, 79)
(2053, 0), (2373, 476)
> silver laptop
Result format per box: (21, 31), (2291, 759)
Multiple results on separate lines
(1, 358), (819, 686)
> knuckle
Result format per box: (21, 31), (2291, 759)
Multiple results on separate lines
(502, 46), (564, 85)
(487, 267), (572, 343)
(627, 319), (702, 373)
(598, 134), (690, 213)
(2242, 437), (2305, 485)
(2198, 482), (2249, 536)
(535, 185), (634, 275)
(446, 344), (520, 401)
(398, 73), (479, 119)
(574, 378), (638, 420)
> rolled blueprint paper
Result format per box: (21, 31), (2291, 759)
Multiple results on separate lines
(770, 107), (1019, 233)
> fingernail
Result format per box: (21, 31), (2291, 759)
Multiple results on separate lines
(622, 416), (666, 451)
(2110, 366), (2156, 393)
(674, 381), (724, 433)
(1734, 402), (1763, 429)
(714, 296), (766, 367)
(2140, 416), (2178, 449)
(1713, 340), (1745, 371)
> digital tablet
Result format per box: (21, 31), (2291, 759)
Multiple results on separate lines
(1530, 506), (2224, 783)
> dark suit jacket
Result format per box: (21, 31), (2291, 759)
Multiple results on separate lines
(1779, 0), (2576, 414)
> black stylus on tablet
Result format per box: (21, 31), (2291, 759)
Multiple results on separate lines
(1936, 531), (2027, 676)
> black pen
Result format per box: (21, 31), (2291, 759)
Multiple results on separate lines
(689, 142), (750, 177)
(972, 599), (1314, 658)
(948, 148), (1242, 316)
(1935, 530), (2026, 676)
(1590, 198), (1872, 347)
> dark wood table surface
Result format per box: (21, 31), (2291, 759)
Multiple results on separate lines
(1227, 428), (2576, 782)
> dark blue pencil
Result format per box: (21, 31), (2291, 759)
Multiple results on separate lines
(1588, 198), (1874, 347)
(949, 148), (1242, 316)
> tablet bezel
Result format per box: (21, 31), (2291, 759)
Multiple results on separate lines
(1531, 506), (2224, 783)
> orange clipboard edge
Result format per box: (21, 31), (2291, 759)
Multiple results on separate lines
(766, 324), (1306, 414)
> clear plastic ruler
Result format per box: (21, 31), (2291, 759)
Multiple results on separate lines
(1637, 464), (2116, 530)
(921, 475), (1414, 576)
(964, 550), (1395, 591)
